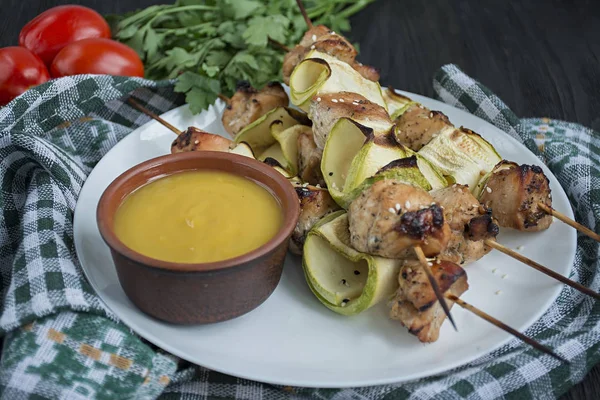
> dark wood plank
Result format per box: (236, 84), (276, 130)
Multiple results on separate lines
(348, 0), (600, 131)
(1, 0), (599, 398)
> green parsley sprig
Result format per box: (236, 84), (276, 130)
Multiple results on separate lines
(108, 0), (374, 114)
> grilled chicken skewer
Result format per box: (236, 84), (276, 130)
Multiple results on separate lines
(390, 258), (565, 361)
(283, 1), (379, 84)
(129, 81), (289, 139)
(431, 182), (600, 299)
(347, 179), (457, 329)
(390, 91), (600, 242)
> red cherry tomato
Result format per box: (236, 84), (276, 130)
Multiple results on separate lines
(0, 47), (50, 106)
(50, 38), (145, 78)
(19, 5), (111, 66)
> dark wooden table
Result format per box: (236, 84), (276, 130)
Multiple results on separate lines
(2, 0), (599, 398)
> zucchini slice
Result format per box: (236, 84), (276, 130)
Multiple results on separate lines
(302, 211), (401, 316)
(321, 118), (443, 207)
(418, 126), (501, 191)
(234, 107), (308, 155)
(289, 50), (386, 111)
(382, 88), (415, 119)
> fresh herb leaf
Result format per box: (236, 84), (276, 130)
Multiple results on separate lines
(110, 0), (375, 114)
(243, 15), (290, 46)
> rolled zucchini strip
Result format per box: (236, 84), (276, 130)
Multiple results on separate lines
(418, 126), (501, 191)
(302, 211), (401, 316)
(234, 107), (309, 155)
(382, 88), (416, 119)
(289, 50), (386, 112)
(321, 118), (446, 207)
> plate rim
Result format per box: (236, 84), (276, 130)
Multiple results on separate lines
(73, 90), (576, 388)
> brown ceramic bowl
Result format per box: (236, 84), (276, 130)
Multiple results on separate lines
(96, 151), (300, 324)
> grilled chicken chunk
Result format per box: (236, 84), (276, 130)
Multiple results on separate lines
(297, 128), (326, 186)
(282, 25), (378, 84)
(479, 161), (553, 232)
(394, 104), (452, 151)
(221, 81), (289, 136)
(431, 185), (498, 265)
(171, 127), (232, 153)
(308, 92), (392, 149)
(290, 185), (341, 255)
(348, 180), (451, 258)
(390, 260), (468, 342)
(350, 61), (380, 82)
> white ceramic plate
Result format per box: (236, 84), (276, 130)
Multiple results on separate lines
(73, 92), (576, 388)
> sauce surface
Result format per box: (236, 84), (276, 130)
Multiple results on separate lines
(114, 170), (283, 263)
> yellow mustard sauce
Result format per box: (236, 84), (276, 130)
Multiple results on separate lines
(113, 170), (283, 263)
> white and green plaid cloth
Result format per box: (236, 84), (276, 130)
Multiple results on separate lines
(0, 65), (598, 399)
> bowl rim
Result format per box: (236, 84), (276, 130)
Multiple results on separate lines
(96, 151), (300, 273)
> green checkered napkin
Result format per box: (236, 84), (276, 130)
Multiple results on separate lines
(0, 65), (598, 399)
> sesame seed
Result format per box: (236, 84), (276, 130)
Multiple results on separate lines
(495, 290), (502, 295)
(310, 45), (315, 50)
(331, 31), (336, 35)
(395, 203), (401, 210)
(317, 97), (321, 102)
(436, 259), (441, 264)
(332, 99), (338, 103)
(427, 262), (433, 267)
(312, 34), (317, 41)
(452, 184), (457, 188)
(388, 207), (396, 214)
(486, 187), (492, 193)
(405, 200), (411, 209)
(419, 104), (424, 109)
(406, 267), (413, 274)
(194, 140), (199, 144)
(339, 98), (344, 102)
(429, 112), (434, 118)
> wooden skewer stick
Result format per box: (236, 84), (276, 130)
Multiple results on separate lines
(538, 202), (600, 243)
(447, 294), (567, 362)
(268, 38), (291, 52)
(217, 93), (230, 103)
(295, 0), (313, 29)
(414, 246), (457, 331)
(484, 239), (600, 300)
(127, 98), (182, 135)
